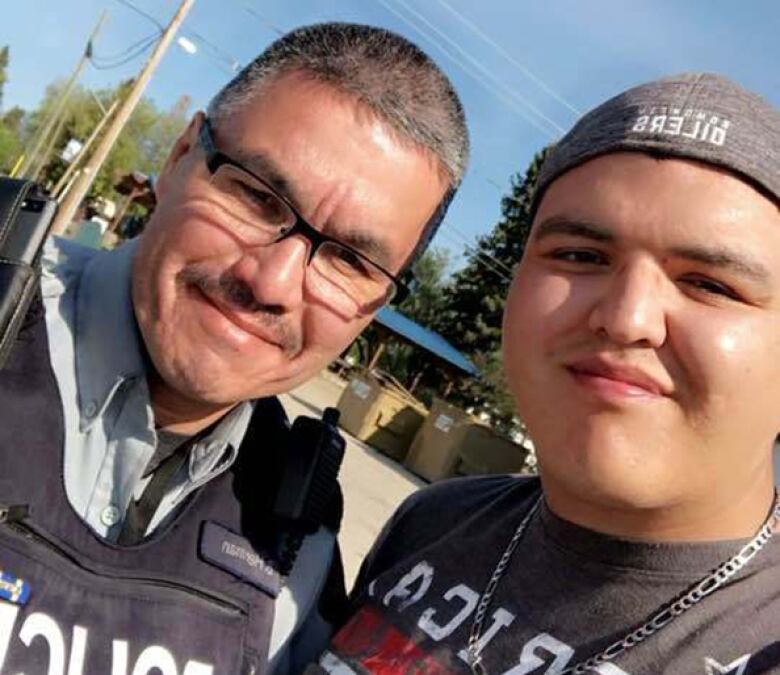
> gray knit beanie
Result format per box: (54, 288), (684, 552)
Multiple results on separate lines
(533, 72), (780, 214)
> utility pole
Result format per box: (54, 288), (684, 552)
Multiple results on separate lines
(19, 12), (108, 178)
(53, 99), (120, 199)
(51, 0), (196, 236)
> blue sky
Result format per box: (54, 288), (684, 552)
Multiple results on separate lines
(2, 0), (778, 266)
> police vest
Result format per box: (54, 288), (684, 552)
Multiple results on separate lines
(0, 296), (325, 675)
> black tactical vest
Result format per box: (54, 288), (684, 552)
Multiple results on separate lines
(0, 296), (310, 675)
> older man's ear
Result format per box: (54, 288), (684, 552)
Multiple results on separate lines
(155, 112), (205, 202)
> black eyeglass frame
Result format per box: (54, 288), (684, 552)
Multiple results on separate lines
(198, 118), (408, 305)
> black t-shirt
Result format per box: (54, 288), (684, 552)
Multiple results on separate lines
(310, 475), (780, 674)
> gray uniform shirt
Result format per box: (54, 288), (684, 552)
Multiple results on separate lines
(314, 475), (780, 674)
(39, 236), (337, 671)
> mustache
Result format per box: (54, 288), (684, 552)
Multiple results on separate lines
(179, 267), (302, 356)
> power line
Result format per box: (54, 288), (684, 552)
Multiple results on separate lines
(90, 34), (159, 70)
(440, 222), (515, 276)
(240, 3), (285, 36)
(377, 0), (566, 138)
(378, 0), (557, 139)
(390, 0), (567, 134)
(91, 31), (161, 64)
(435, 0), (581, 117)
(184, 23), (242, 74)
(436, 228), (512, 283)
(470, 166), (505, 193)
(113, 0), (164, 30)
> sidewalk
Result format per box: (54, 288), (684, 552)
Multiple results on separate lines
(280, 372), (425, 589)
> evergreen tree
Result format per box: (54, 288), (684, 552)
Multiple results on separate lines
(434, 148), (549, 430)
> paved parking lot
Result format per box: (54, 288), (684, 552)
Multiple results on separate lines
(280, 372), (425, 588)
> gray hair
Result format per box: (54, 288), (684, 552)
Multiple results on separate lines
(207, 22), (469, 188)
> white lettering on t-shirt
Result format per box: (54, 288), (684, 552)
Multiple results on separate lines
(418, 584), (479, 641)
(382, 561), (434, 612)
(704, 654), (751, 675)
(502, 633), (574, 675)
(457, 608), (515, 663)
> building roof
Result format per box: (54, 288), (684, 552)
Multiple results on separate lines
(375, 307), (479, 377)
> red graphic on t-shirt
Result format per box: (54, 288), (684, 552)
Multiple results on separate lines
(331, 606), (456, 674)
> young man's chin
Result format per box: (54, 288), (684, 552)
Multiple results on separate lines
(540, 434), (688, 507)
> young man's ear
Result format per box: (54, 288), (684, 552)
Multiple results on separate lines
(155, 112), (205, 200)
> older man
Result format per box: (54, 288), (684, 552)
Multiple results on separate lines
(0, 22), (468, 675)
(314, 73), (780, 674)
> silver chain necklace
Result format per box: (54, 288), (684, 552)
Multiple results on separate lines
(466, 491), (780, 675)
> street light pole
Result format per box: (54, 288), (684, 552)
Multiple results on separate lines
(51, 0), (196, 236)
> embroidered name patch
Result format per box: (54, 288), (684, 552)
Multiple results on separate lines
(199, 521), (281, 598)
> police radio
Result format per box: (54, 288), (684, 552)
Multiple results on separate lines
(272, 407), (345, 575)
(0, 178), (57, 370)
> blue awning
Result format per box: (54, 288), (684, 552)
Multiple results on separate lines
(375, 307), (479, 377)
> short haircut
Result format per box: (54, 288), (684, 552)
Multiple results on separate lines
(207, 23), (469, 263)
(209, 22), (468, 185)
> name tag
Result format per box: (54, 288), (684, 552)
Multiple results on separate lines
(199, 521), (281, 598)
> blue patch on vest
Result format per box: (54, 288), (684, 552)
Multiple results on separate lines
(0, 569), (30, 605)
(199, 521), (281, 598)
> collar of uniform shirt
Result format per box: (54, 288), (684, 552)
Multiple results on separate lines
(73, 238), (146, 433)
(68, 238), (254, 482)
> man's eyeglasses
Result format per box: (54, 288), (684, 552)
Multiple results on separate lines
(198, 118), (406, 315)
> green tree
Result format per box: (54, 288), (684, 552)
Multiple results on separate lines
(0, 46), (9, 110)
(0, 48), (23, 172)
(0, 124), (20, 173)
(28, 79), (188, 199)
(396, 247), (451, 328)
(349, 248), (452, 395)
(433, 148), (549, 431)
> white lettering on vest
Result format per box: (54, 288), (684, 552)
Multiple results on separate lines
(112, 640), (130, 675)
(181, 661), (215, 675)
(18, 612), (67, 675)
(418, 584), (479, 641)
(0, 602), (20, 669)
(67, 625), (88, 675)
(131, 645), (177, 675)
(0, 611), (215, 675)
(383, 562), (434, 612)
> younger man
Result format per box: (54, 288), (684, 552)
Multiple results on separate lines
(314, 73), (780, 674)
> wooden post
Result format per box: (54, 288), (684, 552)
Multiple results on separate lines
(20, 12), (108, 178)
(51, 0), (196, 236)
(409, 370), (425, 394)
(367, 339), (387, 371)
